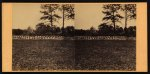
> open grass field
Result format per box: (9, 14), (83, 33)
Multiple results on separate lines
(12, 40), (135, 71)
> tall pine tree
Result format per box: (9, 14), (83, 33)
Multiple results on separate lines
(59, 4), (75, 34)
(40, 4), (61, 27)
(102, 4), (123, 35)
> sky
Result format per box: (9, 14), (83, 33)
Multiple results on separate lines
(12, 3), (136, 30)
(12, 3), (74, 29)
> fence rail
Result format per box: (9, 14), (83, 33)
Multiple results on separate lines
(13, 35), (135, 40)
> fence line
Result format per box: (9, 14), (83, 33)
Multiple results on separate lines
(75, 36), (135, 40)
(13, 35), (135, 40)
(13, 36), (64, 40)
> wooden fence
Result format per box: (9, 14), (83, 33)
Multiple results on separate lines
(13, 35), (135, 40)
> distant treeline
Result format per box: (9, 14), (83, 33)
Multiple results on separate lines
(13, 23), (136, 37)
(13, 4), (136, 37)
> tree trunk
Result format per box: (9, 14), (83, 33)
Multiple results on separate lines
(112, 11), (115, 35)
(49, 6), (53, 26)
(51, 11), (53, 26)
(63, 6), (65, 29)
(62, 5), (65, 35)
(125, 10), (127, 29)
(124, 5), (128, 36)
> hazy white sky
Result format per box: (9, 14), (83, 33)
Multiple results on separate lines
(12, 3), (136, 30)
(12, 3), (74, 29)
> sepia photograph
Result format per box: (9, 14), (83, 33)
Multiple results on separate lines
(2, 3), (147, 72)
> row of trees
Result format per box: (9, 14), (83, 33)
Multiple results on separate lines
(13, 4), (136, 37)
(13, 24), (136, 37)
(40, 4), (74, 34)
(102, 4), (136, 35)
